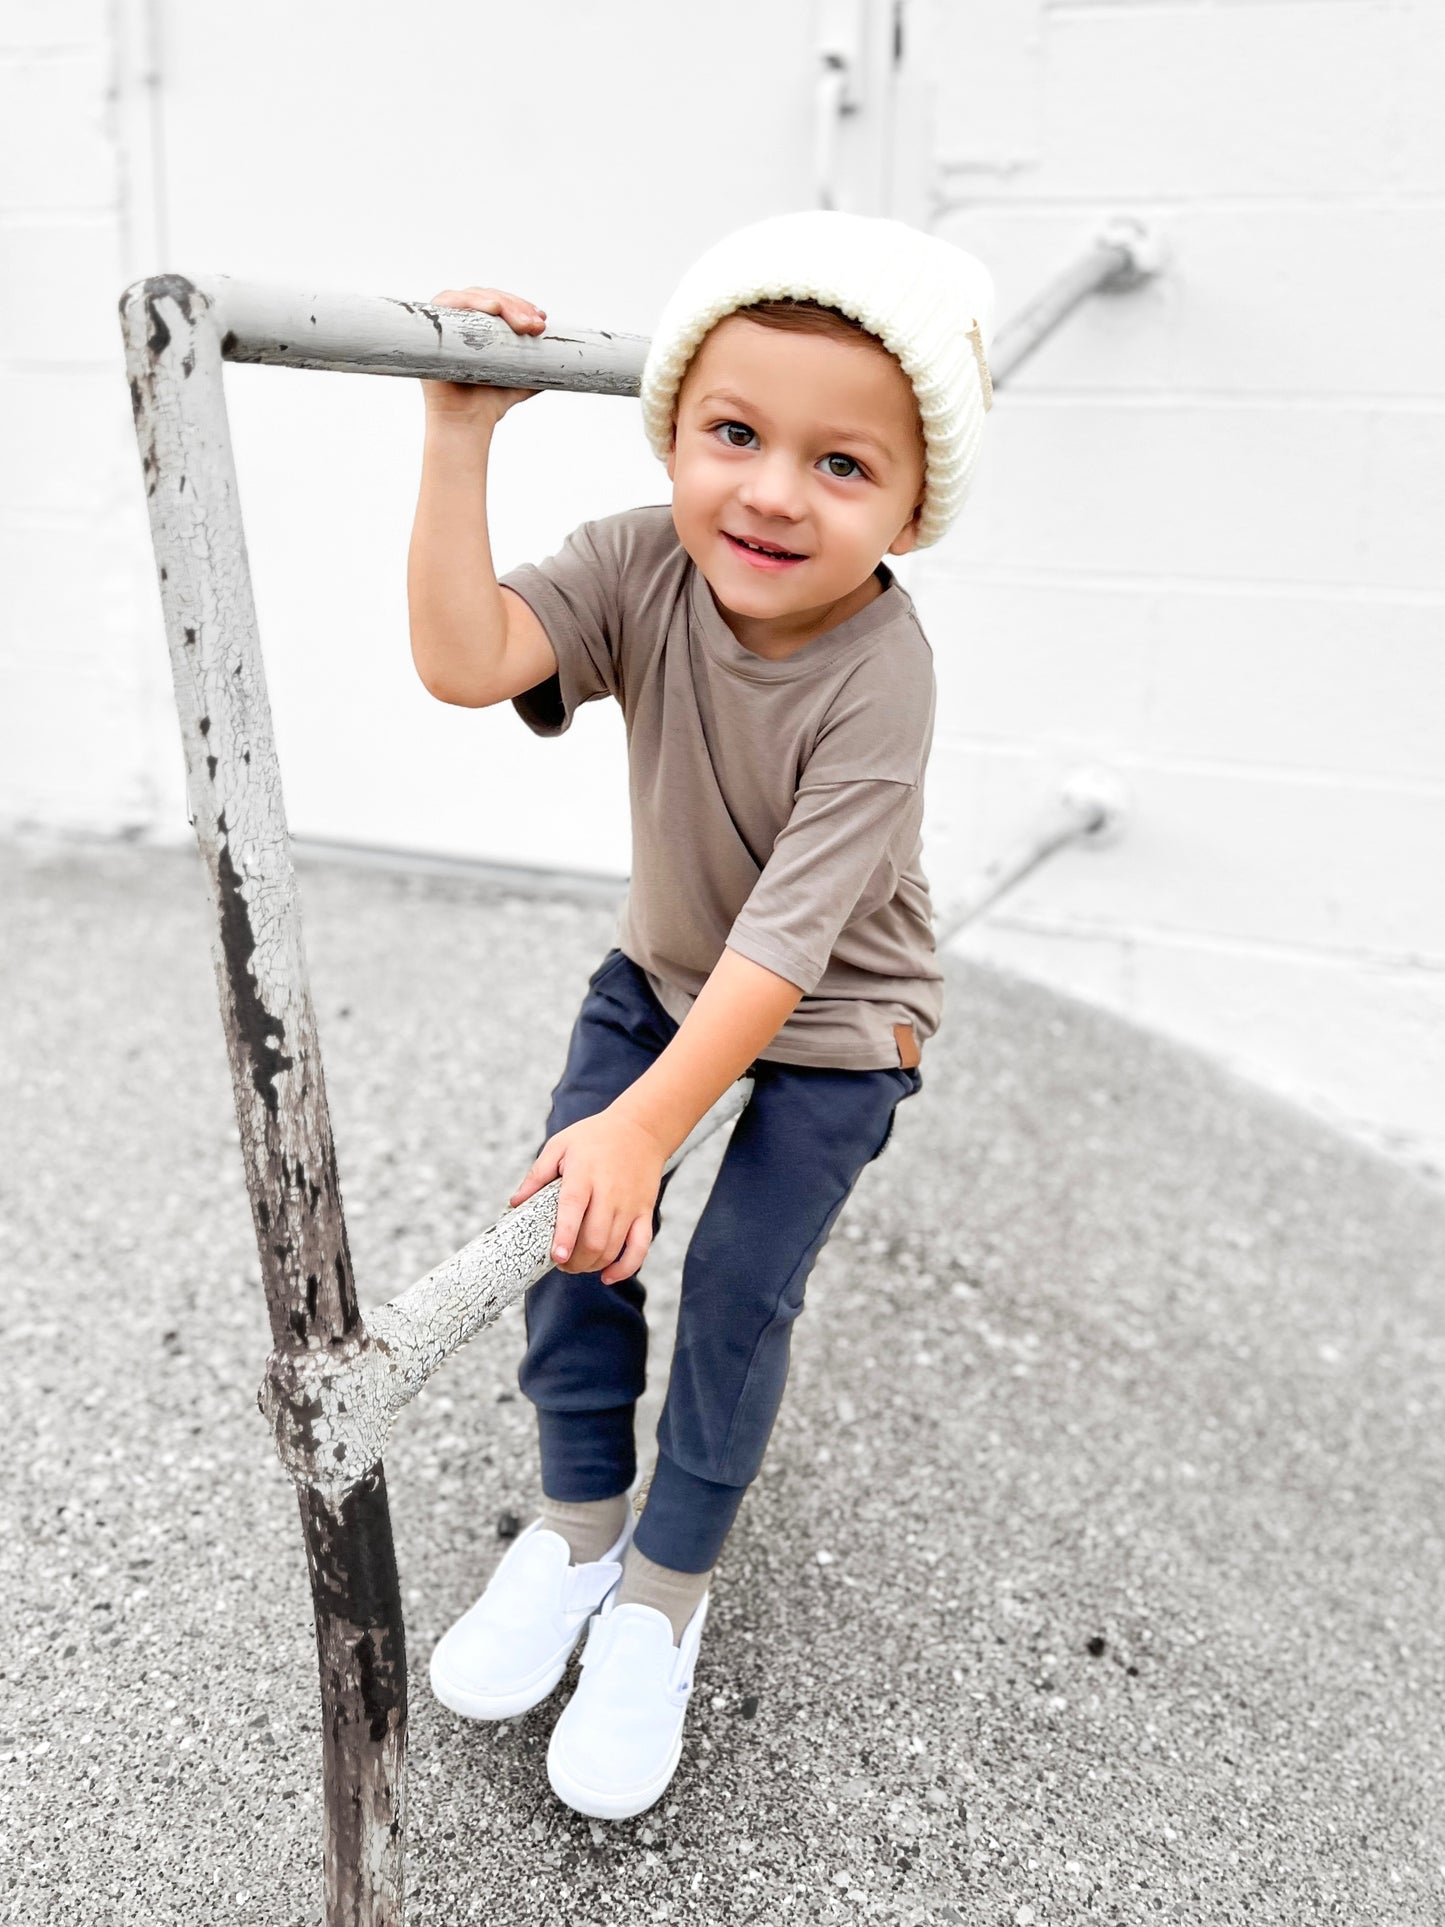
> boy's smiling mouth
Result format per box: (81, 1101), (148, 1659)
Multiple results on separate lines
(723, 530), (808, 567)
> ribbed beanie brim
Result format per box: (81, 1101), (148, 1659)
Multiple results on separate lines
(639, 210), (996, 549)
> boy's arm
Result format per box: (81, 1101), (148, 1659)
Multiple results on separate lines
(406, 285), (561, 708)
(612, 947), (803, 1153)
(509, 948), (803, 1285)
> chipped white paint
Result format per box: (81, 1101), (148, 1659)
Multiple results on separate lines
(119, 275), (355, 1354)
(212, 272), (648, 389)
(120, 270), (414, 1927)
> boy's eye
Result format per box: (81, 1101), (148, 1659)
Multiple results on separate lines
(711, 421), (867, 481)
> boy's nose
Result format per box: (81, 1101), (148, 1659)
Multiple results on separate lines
(736, 455), (806, 522)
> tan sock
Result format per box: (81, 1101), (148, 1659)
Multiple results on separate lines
(537, 1491), (631, 1565)
(613, 1541), (713, 1647)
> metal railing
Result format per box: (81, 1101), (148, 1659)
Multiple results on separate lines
(117, 215), (1157, 1926)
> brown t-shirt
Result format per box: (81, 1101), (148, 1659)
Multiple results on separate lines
(498, 504), (943, 1070)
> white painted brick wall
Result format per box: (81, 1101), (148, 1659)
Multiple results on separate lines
(0, 0), (183, 836)
(911, 0), (1444, 1179)
(1, 0), (1439, 1180)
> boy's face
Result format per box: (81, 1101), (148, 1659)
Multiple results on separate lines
(665, 314), (927, 648)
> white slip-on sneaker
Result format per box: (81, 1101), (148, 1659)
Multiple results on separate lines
(428, 1506), (636, 1722)
(546, 1588), (709, 1820)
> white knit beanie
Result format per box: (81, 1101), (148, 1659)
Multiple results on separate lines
(639, 209), (996, 549)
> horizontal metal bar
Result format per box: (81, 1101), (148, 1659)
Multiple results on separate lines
(158, 218), (1163, 401)
(198, 273), (648, 391)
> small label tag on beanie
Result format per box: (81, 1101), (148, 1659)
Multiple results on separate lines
(966, 320), (994, 411)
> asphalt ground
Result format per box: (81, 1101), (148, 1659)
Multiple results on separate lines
(2, 834), (1442, 1926)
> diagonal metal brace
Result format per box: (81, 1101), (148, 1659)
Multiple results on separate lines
(257, 1082), (754, 1498)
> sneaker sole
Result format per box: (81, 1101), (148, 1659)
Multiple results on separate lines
(545, 1727), (684, 1821)
(428, 1637), (579, 1722)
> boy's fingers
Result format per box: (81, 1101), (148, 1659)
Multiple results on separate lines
(568, 1201), (623, 1276)
(599, 1215), (652, 1287)
(430, 289), (497, 313)
(550, 1165), (592, 1267)
(508, 1162), (538, 1205)
(429, 287), (547, 332)
(551, 1187), (585, 1264)
(510, 1141), (561, 1207)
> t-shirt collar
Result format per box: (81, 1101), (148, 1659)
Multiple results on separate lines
(688, 556), (911, 681)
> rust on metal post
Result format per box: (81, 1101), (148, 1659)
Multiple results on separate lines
(119, 273), (406, 1926)
(301, 1476), (406, 1923)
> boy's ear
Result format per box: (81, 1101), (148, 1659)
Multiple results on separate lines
(888, 501), (924, 557)
(664, 415), (677, 481)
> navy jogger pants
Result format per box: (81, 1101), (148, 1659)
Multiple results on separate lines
(517, 947), (923, 1573)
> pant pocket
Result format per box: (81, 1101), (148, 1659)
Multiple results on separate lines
(869, 1066), (923, 1163)
(585, 946), (628, 991)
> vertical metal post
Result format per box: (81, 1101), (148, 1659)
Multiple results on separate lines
(119, 275), (406, 1926)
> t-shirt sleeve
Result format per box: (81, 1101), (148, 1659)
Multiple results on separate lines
(724, 639), (936, 993)
(724, 777), (925, 993)
(497, 517), (625, 737)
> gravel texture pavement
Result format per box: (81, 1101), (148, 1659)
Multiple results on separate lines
(2, 834), (1442, 1926)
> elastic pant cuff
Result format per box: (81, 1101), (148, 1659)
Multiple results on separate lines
(633, 1451), (748, 1574)
(535, 1403), (637, 1502)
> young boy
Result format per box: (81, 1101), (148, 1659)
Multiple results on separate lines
(407, 210), (994, 1821)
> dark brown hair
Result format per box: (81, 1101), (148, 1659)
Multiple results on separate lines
(731, 297), (872, 345)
